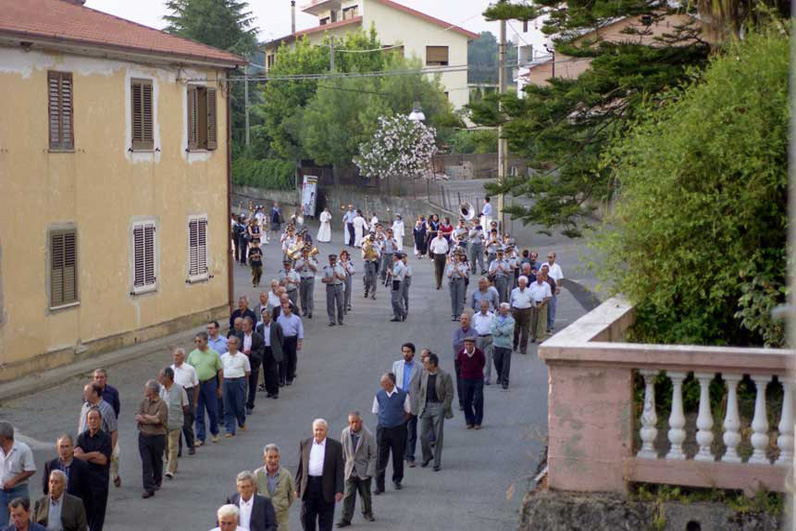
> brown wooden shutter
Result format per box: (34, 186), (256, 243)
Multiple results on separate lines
(187, 86), (198, 150)
(51, 229), (77, 307)
(426, 46), (449, 66)
(188, 218), (209, 277)
(131, 79), (154, 150)
(48, 72), (74, 150)
(197, 218), (208, 274)
(144, 224), (155, 285)
(133, 225), (145, 287)
(206, 88), (217, 150)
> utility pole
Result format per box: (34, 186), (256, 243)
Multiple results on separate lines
(497, 18), (508, 230)
(244, 73), (250, 147)
(330, 37), (335, 72)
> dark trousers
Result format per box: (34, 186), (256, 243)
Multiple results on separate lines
(462, 379), (484, 426)
(283, 336), (298, 383)
(252, 264), (263, 286)
(347, 223), (355, 247)
(301, 476), (335, 531)
(341, 476), (373, 523)
(85, 486), (108, 531)
(433, 253), (446, 288)
(405, 415), (418, 461)
(178, 387), (196, 454)
(376, 424), (407, 489)
(263, 349), (280, 395)
(512, 307), (532, 353)
(233, 236), (243, 263)
(138, 432), (165, 493)
(493, 346), (512, 387)
(223, 377), (247, 434)
(247, 363), (260, 409)
(195, 378), (219, 441)
(238, 236), (248, 264)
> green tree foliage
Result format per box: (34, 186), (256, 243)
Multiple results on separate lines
(446, 129), (499, 154)
(255, 27), (457, 168)
(232, 157), (294, 190)
(594, 27), (789, 346)
(468, 31), (518, 84)
(164, 0), (258, 56)
(472, 1), (711, 237)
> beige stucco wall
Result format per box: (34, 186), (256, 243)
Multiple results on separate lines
(362, 0), (469, 108)
(0, 47), (230, 374)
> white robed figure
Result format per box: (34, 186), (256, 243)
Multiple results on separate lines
(391, 214), (405, 247)
(352, 210), (369, 248)
(317, 207), (332, 242)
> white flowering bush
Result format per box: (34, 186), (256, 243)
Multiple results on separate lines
(354, 115), (438, 180)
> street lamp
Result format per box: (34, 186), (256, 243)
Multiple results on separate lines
(408, 101), (425, 122)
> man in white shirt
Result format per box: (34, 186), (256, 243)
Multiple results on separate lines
(0, 422), (36, 527)
(472, 300), (495, 385)
(428, 234), (450, 290)
(391, 344), (420, 467)
(224, 471), (277, 531)
(529, 272), (553, 342)
(510, 276), (534, 355)
(171, 348), (199, 456)
(295, 420), (344, 531)
(220, 337), (251, 438)
(480, 196), (493, 230)
(544, 252), (564, 333)
(211, 504), (246, 531)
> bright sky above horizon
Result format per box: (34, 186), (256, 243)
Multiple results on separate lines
(83, 0), (505, 44)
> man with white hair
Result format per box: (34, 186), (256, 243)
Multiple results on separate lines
(471, 300), (495, 385)
(225, 471), (277, 531)
(295, 419), (344, 531)
(33, 469), (87, 531)
(211, 504), (246, 531)
(491, 303), (516, 389)
(529, 271), (553, 342)
(0, 422), (36, 526)
(509, 276), (533, 355)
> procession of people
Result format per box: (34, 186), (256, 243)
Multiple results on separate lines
(1, 197), (565, 531)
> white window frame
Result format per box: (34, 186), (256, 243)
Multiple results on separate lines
(131, 219), (158, 295)
(187, 214), (209, 283)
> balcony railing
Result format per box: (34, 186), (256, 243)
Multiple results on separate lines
(539, 298), (794, 495)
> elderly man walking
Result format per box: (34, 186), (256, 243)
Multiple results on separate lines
(221, 337), (251, 437)
(372, 373), (411, 494)
(91, 369), (121, 489)
(135, 380), (168, 499)
(451, 313), (475, 411)
(73, 409), (111, 531)
(0, 422), (36, 527)
(413, 353), (454, 471)
(225, 471), (277, 531)
(33, 470), (87, 531)
(337, 411), (377, 527)
(510, 275), (533, 355)
(158, 367), (188, 479)
(544, 252), (564, 333)
(455, 338), (486, 429)
(171, 348), (199, 457)
(254, 445), (296, 531)
(529, 272), (553, 342)
(471, 300), (495, 385)
(295, 419), (344, 531)
(211, 504), (245, 531)
(491, 303), (516, 389)
(188, 332), (223, 446)
(391, 343), (420, 467)
(256, 309), (284, 400)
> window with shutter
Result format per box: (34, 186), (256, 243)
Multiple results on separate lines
(50, 229), (78, 308)
(187, 86), (198, 150)
(188, 217), (209, 280)
(131, 79), (154, 150)
(48, 72), (74, 151)
(206, 88), (217, 150)
(132, 222), (157, 293)
(426, 46), (449, 66)
(186, 86), (217, 151)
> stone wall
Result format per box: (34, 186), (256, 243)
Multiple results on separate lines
(520, 491), (783, 531)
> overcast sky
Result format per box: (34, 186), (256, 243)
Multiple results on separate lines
(84, 0), (507, 44)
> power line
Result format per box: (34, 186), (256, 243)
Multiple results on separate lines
(223, 64), (470, 82)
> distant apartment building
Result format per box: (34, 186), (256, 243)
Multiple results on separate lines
(0, 0), (245, 381)
(515, 13), (703, 92)
(264, 0), (478, 108)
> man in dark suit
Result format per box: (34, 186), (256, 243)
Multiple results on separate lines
(229, 296), (257, 330)
(412, 353), (455, 471)
(295, 419), (344, 531)
(42, 435), (90, 513)
(236, 317), (264, 414)
(225, 471), (277, 531)
(34, 470), (88, 531)
(255, 309), (284, 399)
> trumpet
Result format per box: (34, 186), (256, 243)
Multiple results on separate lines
(460, 201), (475, 221)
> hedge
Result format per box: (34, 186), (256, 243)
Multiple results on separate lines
(232, 157), (295, 190)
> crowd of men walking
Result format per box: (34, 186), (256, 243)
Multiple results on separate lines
(0, 200), (565, 531)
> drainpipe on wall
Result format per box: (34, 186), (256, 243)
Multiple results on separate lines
(226, 71), (235, 315)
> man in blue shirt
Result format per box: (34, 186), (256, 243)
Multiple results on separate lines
(276, 303), (304, 386)
(391, 343), (420, 468)
(92, 369), (121, 489)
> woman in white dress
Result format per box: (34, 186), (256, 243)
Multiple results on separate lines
(317, 207), (332, 242)
(352, 209), (369, 248)
(391, 214), (405, 248)
(370, 213), (379, 227)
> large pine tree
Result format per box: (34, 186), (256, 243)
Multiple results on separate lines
(164, 0), (258, 56)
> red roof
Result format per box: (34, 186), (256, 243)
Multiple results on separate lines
(0, 0), (246, 67)
(372, 0), (478, 40)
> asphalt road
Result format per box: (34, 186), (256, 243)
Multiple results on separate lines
(2, 226), (586, 531)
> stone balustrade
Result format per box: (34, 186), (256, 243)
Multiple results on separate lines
(539, 298), (794, 495)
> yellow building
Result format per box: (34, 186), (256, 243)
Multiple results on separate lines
(0, 0), (245, 381)
(264, 0), (477, 108)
